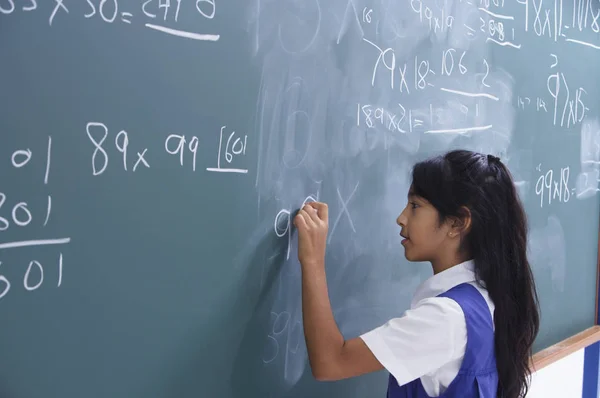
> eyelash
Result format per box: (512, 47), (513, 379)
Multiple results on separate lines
(410, 201), (419, 210)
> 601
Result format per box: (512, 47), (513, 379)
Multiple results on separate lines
(0, 254), (63, 300)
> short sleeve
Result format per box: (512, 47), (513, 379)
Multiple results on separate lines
(359, 297), (467, 386)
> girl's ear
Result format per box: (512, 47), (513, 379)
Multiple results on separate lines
(448, 206), (472, 237)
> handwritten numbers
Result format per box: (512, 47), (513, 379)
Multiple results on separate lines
(535, 169), (549, 207)
(546, 66), (587, 128)
(165, 134), (198, 171)
(490, 20), (505, 41)
(363, 39), (396, 89)
(12, 203), (32, 227)
(441, 49), (468, 77)
(87, 122), (151, 174)
(532, 0), (552, 37)
(165, 134), (186, 165)
(0, 263), (9, 300)
(0, 194), (8, 231)
(0, 0), (35, 14)
(115, 130), (129, 171)
(274, 209), (292, 260)
(273, 194), (318, 261)
(141, 0), (182, 21)
(24, 260), (43, 291)
(416, 58), (432, 90)
(85, 0), (96, 18)
(142, 0), (156, 18)
(11, 149), (32, 168)
(158, 0), (170, 20)
(206, 126), (248, 173)
(0, 194), (33, 230)
(225, 131), (247, 163)
(85, 0), (118, 22)
(86, 122), (109, 176)
(58, 253), (63, 287)
(263, 312), (303, 365)
(0, 0), (14, 14)
(196, 0), (215, 19)
(362, 7), (372, 23)
(23, 0), (36, 11)
(459, 51), (468, 74)
(189, 136), (199, 172)
(535, 166), (571, 207)
(0, 255), (65, 301)
(99, 0), (118, 23)
(441, 49), (455, 76)
(480, 59), (490, 88)
(44, 196), (52, 227)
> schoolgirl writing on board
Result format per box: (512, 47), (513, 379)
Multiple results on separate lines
(293, 150), (540, 398)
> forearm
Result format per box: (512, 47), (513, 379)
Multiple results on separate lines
(301, 262), (344, 376)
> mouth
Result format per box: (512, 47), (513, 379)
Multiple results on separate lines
(400, 232), (409, 245)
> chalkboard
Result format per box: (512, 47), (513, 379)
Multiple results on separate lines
(1, 0), (600, 397)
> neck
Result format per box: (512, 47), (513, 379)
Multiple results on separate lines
(431, 252), (471, 274)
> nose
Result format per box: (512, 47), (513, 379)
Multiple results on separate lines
(397, 209), (407, 228)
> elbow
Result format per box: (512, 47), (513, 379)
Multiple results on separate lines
(310, 363), (341, 382)
(312, 368), (334, 382)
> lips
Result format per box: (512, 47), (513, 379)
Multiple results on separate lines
(400, 232), (409, 245)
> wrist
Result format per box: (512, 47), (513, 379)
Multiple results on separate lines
(300, 258), (325, 270)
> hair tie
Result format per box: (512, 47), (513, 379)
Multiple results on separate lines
(487, 154), (500, 164)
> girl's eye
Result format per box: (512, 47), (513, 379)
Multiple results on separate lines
(410, 202), (419, 209)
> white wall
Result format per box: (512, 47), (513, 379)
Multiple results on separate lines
(527, 349), (586, 398)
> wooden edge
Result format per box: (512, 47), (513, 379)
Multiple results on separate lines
(531, 326), (600, 372)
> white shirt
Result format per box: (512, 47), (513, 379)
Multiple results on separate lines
(360, 260), (495, 397)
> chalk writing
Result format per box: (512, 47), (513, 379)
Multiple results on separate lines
(274, 193), (319, 260)
(535, 164), (573, 207)
(410, 0), (454, 33)
(86, 122), (150, 175)
(517, 0), (600, 49)
(0, 254), (64, 300)
(517, 55), (589, 128)
(0, 0), (219, 41)
(206, 126), (249, 174)
(357, 102), (485, 135)
(165, 134), (198, 171)
(86, 122), (249, 175)
(327, 183), (359, 243)
(0, 138), (69, 302)
(362, 44), (499, 102)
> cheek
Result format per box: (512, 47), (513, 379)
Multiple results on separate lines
(411, 218), (445, 247)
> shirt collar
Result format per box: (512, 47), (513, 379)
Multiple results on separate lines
(410, 260), (476, 307)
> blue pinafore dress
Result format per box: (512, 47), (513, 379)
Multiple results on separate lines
(387, 283), (498, 397)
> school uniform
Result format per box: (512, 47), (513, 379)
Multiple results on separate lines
(360, 260), (498, 397)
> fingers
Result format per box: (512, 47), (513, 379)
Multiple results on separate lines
(294, 201), (329, 231)
(293, 211), (308, 230)
(294, 209), (314, 230)
(302, 204), (321, 224)
(307, 201), (329, 222)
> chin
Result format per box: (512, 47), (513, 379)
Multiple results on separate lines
(403, 250), (426, 263)
(403, 250), (416, 262)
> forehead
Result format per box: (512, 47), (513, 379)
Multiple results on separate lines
(407, 188), (424, 200)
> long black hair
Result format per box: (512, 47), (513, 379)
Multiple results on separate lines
(411, 149), (540, 398)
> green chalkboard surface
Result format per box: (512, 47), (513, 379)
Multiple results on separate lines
(1, 0), (600, 397)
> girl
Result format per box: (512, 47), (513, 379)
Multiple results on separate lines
(293, 150), (540, 398)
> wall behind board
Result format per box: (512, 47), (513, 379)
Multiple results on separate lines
(1, 1), (600, 398)
(529, 350), (586, 398)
